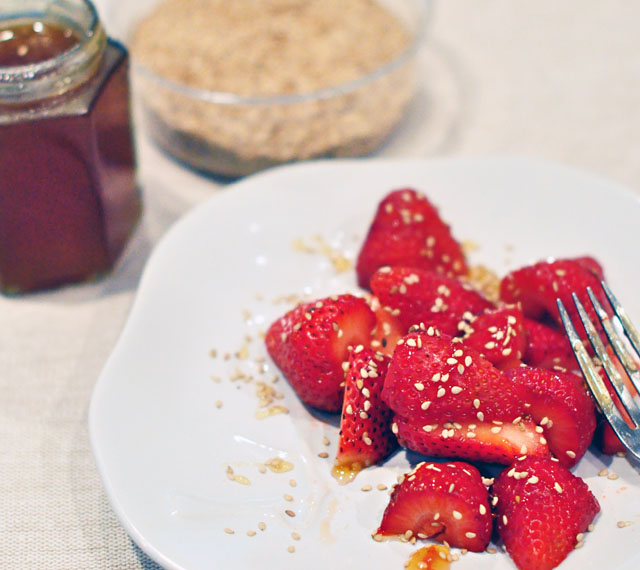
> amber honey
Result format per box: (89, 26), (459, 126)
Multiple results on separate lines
(0, 1), (141, 294)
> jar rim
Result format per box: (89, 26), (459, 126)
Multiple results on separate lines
(0, 0), (106, 103)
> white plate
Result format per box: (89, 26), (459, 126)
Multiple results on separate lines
(90, 157), (640, 570)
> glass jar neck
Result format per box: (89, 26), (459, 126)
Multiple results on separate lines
(0, 0), (106, 103)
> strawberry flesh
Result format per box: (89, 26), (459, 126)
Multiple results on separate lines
(356, 188), (468, 289)
(375, 461), (492, 552)
(522, 318), (577, 370)
(332, 347), (397, 483)
(265, 294), (376, 412)
(492, 456), (600, 570)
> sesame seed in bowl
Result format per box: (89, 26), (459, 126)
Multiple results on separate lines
(122, 0), (430, 177)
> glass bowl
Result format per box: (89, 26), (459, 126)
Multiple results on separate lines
(104, 0), (430, 178)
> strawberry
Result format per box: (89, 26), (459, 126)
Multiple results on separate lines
(492, 456), (600, 570)
(356, 188), (468, 289)
(499, 256), (609, 338)
(459, 305), (526, 370)
(265, 294), (376, 412)
(504, 366), (597, 467)
(375, 461), (492, 552)
(597, 420), (626, 455)
(382, 331), (550, 464)
(370, 266), (493, 337)
(522, 318), (577, 370)
(332, 347), (397, 483)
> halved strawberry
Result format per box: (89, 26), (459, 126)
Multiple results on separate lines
(597, 421), (626, 455)
(382, 331), (523, 424)
(492, 456), (600, 570)
(265, 294), (376, 412)
(459, 305), (526, 370)
(356, 188), (468, 289)
(392, 414), (549, 465)
(382, 331), (549, 464)
(375, 461), (492, 552)
(332, 347), (397, 483)
(504, 366), (597, 467)
(522, 318), (577, 370)
(499, 256), (609, 338)
(370, 266), (493, 337)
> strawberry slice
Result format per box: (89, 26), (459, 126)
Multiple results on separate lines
(459, 305), (526, 370)
(375, 461), (492, 552)
(370, 266), (493, 337)
(522, 318), (577, 370)
(392, 414), (549, 465)
(504, 366), (597, 467)
(332, 347), (397, 483)
(382, 331), (523, 424)
(356, 188), (468, 289)
(265, 294), (376, 412)
(492, 456), (600, 570)
(499, 256), (609, 338)
(383, 331), (550, 463)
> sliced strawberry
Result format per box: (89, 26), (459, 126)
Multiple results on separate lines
(459, 304), (526, 370)
(492, 456), (600, 570)
(505, 366), (597, 467)
(370, 266), (493, 337)
(265, 294), (376, 412)
(332, 347), (397, 483)
(375, 461), (492, 552)
(383, 331), (550, 463)
(356, 188), (468, 289)
(392, 414), (549, 465)
(382, 331), (523, 424)
(499, 256), (609, 338)
(522, 318), (577, 370)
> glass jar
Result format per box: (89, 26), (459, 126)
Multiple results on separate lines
(0, 0), (141, 294)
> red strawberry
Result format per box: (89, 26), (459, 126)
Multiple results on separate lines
(504, 366), (597, 467)
(459, 305), (526, 370)
(356, 188), (468, 289)
(492, 456), (600, 570)
(332, 347), (397, 483)
(499, 256), (609, 338)
(370, 266), (492, 337)
(375, 461), (492, 552)
(383, 331), (522, 424)
(265, 294), (376, 412)
(522, 318), (577, 370)
(382, 331), (550, 464)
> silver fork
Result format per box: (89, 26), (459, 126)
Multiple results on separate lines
(557, 282), (640, 461)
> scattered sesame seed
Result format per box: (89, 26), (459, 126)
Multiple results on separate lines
(287, 545), (295, 553)
(598, 468), (609, 477)
(247, 530), (256, 537)
(607, 472), (620, 480)
(465, 532), (477, 538)
(377, 484), (388, 491)
(318, 452), (329, 458)
(479, 504), (487, 515)
(566, 450), (576, 458)
(361, 485), (372, 492)
(451, 386), (463, 394)
(554, 482), (563, 493)
(284, 493), (294, 502)
(617, 521), (633, 528)
(224, 528), (235, 535)
(285, 509), (296, 517)
(452, 510), (463, 520)
(258, 522), (266, 531)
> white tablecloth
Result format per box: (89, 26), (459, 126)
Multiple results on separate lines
(2, 1), (639, 568)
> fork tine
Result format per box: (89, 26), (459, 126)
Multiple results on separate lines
(571, 292), (640, 423)
(586, 285), (640, 398)
(601, 280), (640, 358)
(557, 298), (640, 463)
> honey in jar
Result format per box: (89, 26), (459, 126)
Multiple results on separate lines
(0, 0), (141, 293)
